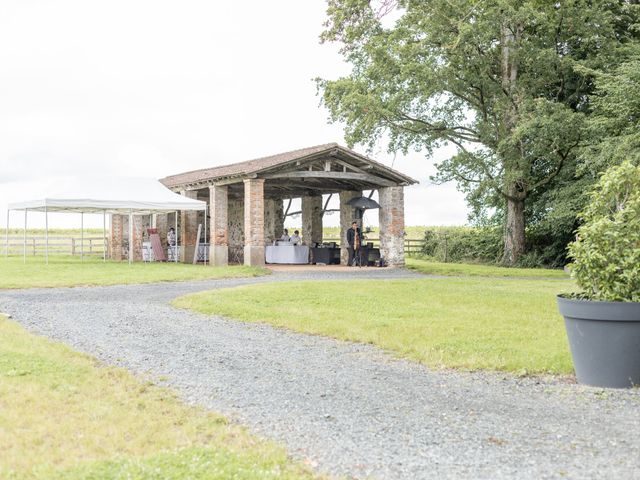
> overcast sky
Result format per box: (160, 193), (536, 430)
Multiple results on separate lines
(0, 0), (469, 229)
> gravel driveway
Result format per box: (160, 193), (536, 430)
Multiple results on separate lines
(1, 269), (639, 480)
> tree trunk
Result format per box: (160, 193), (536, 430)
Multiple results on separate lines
(502, 194), (525, 266)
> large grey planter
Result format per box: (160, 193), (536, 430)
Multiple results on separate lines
(557, 296), (640, 388)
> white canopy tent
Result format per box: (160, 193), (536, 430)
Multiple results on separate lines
(5, 176), (207, 265)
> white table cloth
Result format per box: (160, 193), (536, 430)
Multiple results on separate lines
(265, 245), (309, 264)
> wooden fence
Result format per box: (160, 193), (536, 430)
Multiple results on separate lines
(323, 238), (423, 255)
(2, 236), (423, 258)
(2, 236), (107, 256)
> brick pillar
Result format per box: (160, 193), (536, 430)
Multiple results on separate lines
(110, 214), (124, 261)
(243, 178), (265, 266)
(339, 190), (362, 265)
(155, 213), (169, 252)
(209, 185), (229, 266)
(180, 190), (199, 263)
(131, 215), (144, 261)
(379, 186), (405, 267)
(301, 195), (323, 246)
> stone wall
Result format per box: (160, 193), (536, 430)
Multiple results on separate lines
(131, 215), (144, 262)
(180, 190), (199, 262)
(228, 197), (244, 263)
(301, 195), (323, 246)
(243, 178), (265, 266)
(264, 199), (285, 245)
(110, 214), (124, 261)
(155, 213), (169, 251)
(339, 190), (362, 264)
(379, 186), (405, 267)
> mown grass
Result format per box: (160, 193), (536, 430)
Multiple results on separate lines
(406, 257), (568, 278)
(0, 256), (268, 289)
(0, 316), (319, 479)
(174, 277), (576, 375)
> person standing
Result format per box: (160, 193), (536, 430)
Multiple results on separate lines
(346, 221), (362, 266)
(280, 229), (290, 242)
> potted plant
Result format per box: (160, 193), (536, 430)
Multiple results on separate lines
(557, 160), (640, 388)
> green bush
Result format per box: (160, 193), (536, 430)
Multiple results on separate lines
(568, 161), (640, 302)
(420, 227), (502, 264)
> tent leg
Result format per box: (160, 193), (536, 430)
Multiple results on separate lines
(80, 212), (84, 262)
(103, 210), (106, 263)
(174, 211), (178, 263)
(129, 210), (133, 265)
(23, 209), (27, 264)
(5, 209), (9, 258)
(45, 206), (49, 265)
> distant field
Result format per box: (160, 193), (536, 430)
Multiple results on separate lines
(4, 228), (105, 235)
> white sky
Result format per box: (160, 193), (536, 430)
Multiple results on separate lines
(0, 0), (469, 229)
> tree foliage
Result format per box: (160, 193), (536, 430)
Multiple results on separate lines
(569, 161), (640, 302)
(318, 0), (640, 265)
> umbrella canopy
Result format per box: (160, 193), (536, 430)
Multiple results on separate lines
(347, 196), (381, 210)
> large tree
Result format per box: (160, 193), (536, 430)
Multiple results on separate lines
(318, 0), (639, 264)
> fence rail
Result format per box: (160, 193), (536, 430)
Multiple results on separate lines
(2, 236), (107, 256)
(2, 236), (423, 258)
(323, 237), (423, 255)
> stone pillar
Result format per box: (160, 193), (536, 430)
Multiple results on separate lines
(228, 198), (245, 263)
(209, 185), (229, 266)
(155, 213), (169, 251)
(379, 186), (405, 267)
(301, 195), (323, 246)
(339, 190), (362, 265)
(180, 190), (199, 263)
(264, 198), (284, 245)
(243, 178), (265, 266)
(110, 214), (124, 261)
(131, 215), (144, 262)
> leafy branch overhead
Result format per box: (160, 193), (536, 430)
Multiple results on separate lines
(318, 0), (640, 265)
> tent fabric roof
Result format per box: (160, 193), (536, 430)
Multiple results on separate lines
(159, 143), (418, 189)
(7, 176), (206, 214)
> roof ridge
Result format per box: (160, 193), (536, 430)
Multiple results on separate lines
(161, 142), (339, 182)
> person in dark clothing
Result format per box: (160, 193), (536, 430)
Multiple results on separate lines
(346, 221), (363, 266)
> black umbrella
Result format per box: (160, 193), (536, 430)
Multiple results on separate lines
(346, 196), (381, 210)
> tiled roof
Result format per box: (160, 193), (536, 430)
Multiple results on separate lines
(160, 143), (417, 188)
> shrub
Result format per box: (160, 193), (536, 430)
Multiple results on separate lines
(420, 227), (502, 264)
(568, 161), (640, 302)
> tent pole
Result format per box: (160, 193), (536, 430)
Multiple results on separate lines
(129, 210), (133, 265)
(80, 212), (84, 263)
(5, 209), (9, 258)
(23, 209), (27, 264)
(203, 205), (207, 266)
(45, 204), (49, 265)
(174, 211), (178, 263)
(103, 210), (106, 263)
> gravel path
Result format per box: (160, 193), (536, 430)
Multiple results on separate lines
(1, 269), (639, 480)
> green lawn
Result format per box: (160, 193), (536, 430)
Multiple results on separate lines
(406, 257), (568, 278)
(0, 256), (268, 289)
(0, 316), (318, 479)
(175, 277), (576, 375)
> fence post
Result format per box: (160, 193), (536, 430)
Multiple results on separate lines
(71, 238), (75, 256)
(32, 238), (36, 256)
